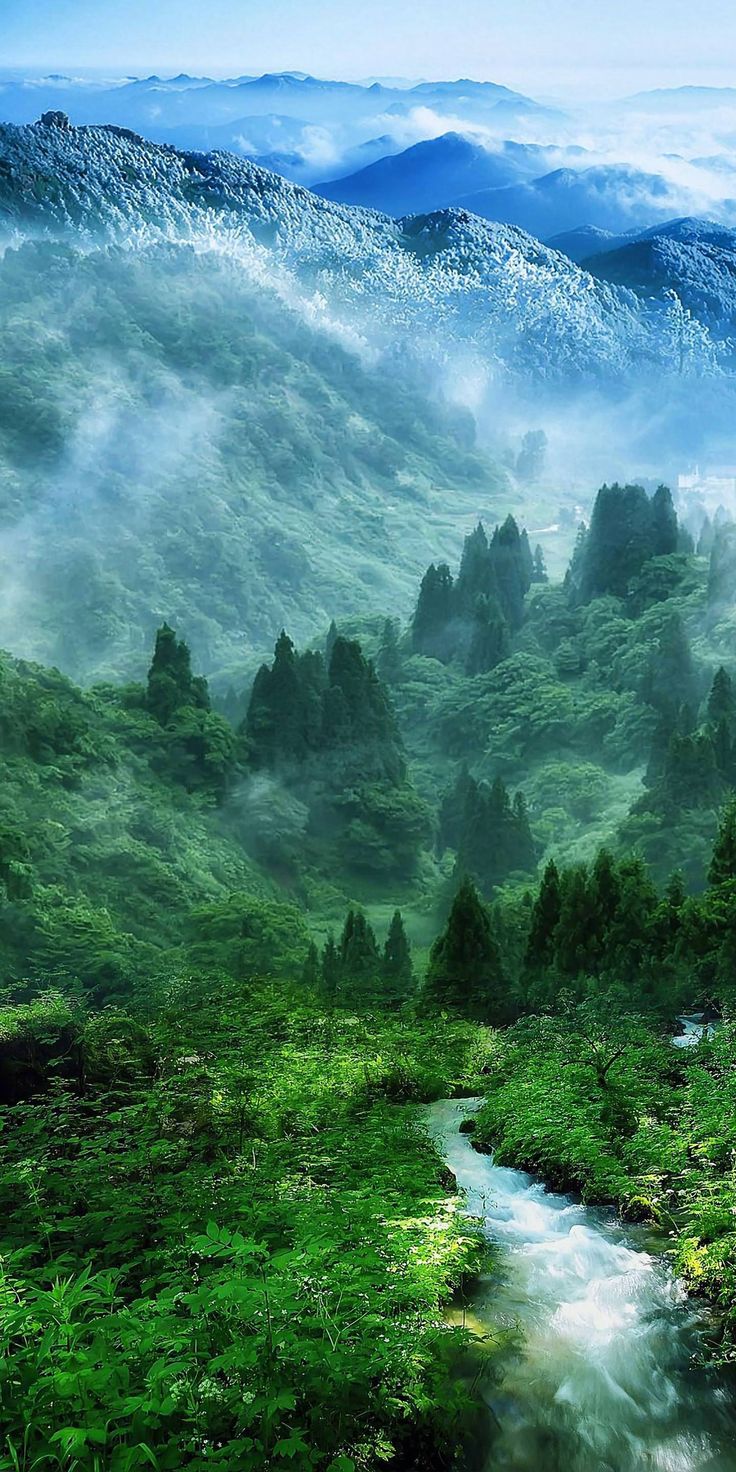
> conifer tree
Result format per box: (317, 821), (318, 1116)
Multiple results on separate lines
(466, 596), (509, 676)
(707, 667), (736, 730)
(520, 528), (535, 587)
(708, 522), (736, 611)
(651, 484), (679, 557)
(663, 730), (721, 809)
(146, 623), (209, 725)
(321, 934), (340, 1001)
(524, 859), (561, 975)
(643, 614), (699, 715)
(709, 799), (736, 887)
(438, 767), (476, 854)
(532, 544), (549, 583)
(489, 515), (530, 630)
(338, 910), (381, 1000)
(382, 910), (413, 1003)
(325, 620), (339, 664)
(554, 866), (594, 977)
(424, 878), (506, 1021)
(455, 524), (493, 615)
(301, 941), (321, 991)
(412, 563), (455, 660)
(697, 514), (714, 558)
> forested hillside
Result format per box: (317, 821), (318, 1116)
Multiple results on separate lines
(2, 465), (736, 1465)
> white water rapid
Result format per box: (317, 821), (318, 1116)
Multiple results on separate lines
(427, 1099), (736, 1471)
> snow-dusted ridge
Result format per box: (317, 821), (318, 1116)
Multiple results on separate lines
(0, 117), (722, 387)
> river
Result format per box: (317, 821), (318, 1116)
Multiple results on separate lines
(427, 1099), (736, 1471)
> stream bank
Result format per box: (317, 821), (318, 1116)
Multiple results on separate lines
(427, 1098), (736, 1471)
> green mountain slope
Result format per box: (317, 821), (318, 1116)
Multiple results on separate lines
(0, 239), (502, 684)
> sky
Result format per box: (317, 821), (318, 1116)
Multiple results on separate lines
(2, 0), (736, 98)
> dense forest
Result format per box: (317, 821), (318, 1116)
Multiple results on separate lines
(2, 475), (736, 1468)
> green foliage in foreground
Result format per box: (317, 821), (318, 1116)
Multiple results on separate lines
(473, 1004), (736, 1360)
(0, 977), (495, 1471)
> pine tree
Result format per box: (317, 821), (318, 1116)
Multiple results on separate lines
(245, 631), (326, 767)
(323, 637), (404, 783)
(663, 731), (721, 809)
(709, 799), (736, 886)
(591, 850), (622, 932)
(519, 529), (535, 588)
(707, 667), (736, 730)
(643, 614), (699, 715)
(708, 522), (736, 611)
(382, 910), (413, 1004)
(338, 910), (381, 1001)
(554, 866), (594, 977)
(456, 777), (536, 895)
(325, 620), (339, 664)
(651, 484), (679, 557)
(146, 623), (209, 725)
(423, 878), (506, 1022)
(466, 596), (509, 676)
(697, 514), (714, 558)
(576, 483), (679, 603)
(301, 941), (321, 990)
(438, 767), (476, 854)
(524, 860), (561, 974)
(532, 544), (549, 583)
(455, 523), (493, 615)
(489, 515), (530, 630)
(321, 934), (340, 1001)
(412, 563), (455, 660)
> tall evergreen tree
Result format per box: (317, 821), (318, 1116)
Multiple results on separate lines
(643, 614), (699, 715)
(146, 623), (209, 725)
(466, 596), (509, 676)
(423, 878), (506, 1022)
(456, 776), (536, 896)
(455, 523), (494, 614)
(709, 799), (736, 887)
(651, 484), (679, 557)
(519, 529), (535, 588)
(532, 544), (549, 584)
(708, 522), (736, 612)
(524, 859), (561, 975)
(382, 911), (413, 1004)
(338, 910), (381, 1001)
(438, 767), (476, 854)
(489, 515), (530, 630)
(321, 934), (340, 1002)
(554, 866), (595, 977)
(576, 483), (681, 603)
(301, 941), (321, 991)
(697, 514), (714, 558)
(412, 563), (455, 660)
(707, 667), (736, 730)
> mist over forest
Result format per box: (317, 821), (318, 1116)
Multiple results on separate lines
(2, 45), (736, 1472)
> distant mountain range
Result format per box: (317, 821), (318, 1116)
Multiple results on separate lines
(314, 134), (577, 215)
(0, 71), (546, 133)
(452, 163), (724, 240)
(583, 218), (736, 337)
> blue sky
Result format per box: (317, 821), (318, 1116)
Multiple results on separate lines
(2, 0), (736, 97)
